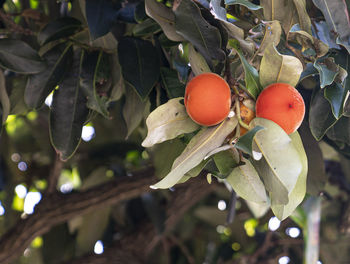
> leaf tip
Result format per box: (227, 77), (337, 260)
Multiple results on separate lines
(150, 185), (158, 190)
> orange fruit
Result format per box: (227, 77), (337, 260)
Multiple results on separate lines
(184, 73), (231, 126)
(239, 100), (255, 135)
(255, 83), (305, 134)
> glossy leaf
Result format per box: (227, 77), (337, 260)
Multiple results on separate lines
(25, 43), (73, 109)
(235, 126), (264, 156)
(145, 0), (184, 42)
(312, 0), (350, 52)
(174, 0), (225, 68)
(259, 43), (303, 88)
(230, 40), (262, 99)
(142, 98), (199, 147)
(150, 116), (238, 189)
(324, 82), (346, 118)
(188, 44), (211, 76)
(0, 39), (46, 74)
(50, 50), (89, 161)
(80, 50), (109, 117)
(118, 37), (160, 99)
(0, 70), (9, 126)
(224, 0), (262, 10)
(309, 87), (337, 140)
(226, 158), (268, 203)
(85, 0), (118, 40)
(38, 17), (82, 45)
(271, 131), (307, 220)
(160, 67), (185, 98)
(123, 83), (150, 139)
(313, 58), (339, 88)
(251, 118), (303, 201)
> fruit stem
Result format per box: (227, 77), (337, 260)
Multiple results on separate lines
(235, 97), (250, 131)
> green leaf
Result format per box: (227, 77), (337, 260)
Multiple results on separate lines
(226, 158), (268, 203)
(188, 43), (211, 76)
(25, 43), (73, 109)
(133, 18), (161, 37)
(0, 39), (46, 74)
(300, 63), (318, 82)
(174, 0), (225, 68)
(118, 37), (160, 99)
(80, 50), (109, 117)
(150, 116), (238, 189)
(0, 70), (9, 126)
(324, 82), (346, 118)
(271, 131), (307, 220)
(309, 87), (337, 140)
(334, 52), (350, 116)
(326, 116), (350, 148)
(312, 0), (350, 52)
(38, 17), (82, 45)
(257, 21), (282, 56)
(160, 67), (185, 98)
(213, 149), (240, 176)
(230, 40), (262, 99)
(259, 43), (303, 88)
(235, 126), (265, 156)
(313, 58), (339, 88)
(246, 200), (270, 219)
(85, 0), (117, 40)
(123, 82), (150, 139)
(142, 98), (199, 147)
(109, 53), (125, 102)
(224, 0), (262, 10)
(50, 50), (90, 161)
(145, 0), (184, 42)
(251, 118), (303, 203)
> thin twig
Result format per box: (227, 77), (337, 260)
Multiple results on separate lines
(46, 154), (64, 194)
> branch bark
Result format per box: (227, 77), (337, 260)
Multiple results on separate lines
(0, 167), (156, 264)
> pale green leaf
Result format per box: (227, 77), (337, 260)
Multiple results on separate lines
(142, 98), (199, 147)
(188, 44), (211, 76)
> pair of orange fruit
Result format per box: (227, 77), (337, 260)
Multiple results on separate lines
(184, 73), (305, 135)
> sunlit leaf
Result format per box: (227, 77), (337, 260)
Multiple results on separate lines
(150, 116), (238, 189)
(271, 131), (307, 220)
(246, 200), (270, 219)
(142, 98), (199, 147)
(259, 43), (303, 88)
(226, 158), (268, 203)
(225, 0), (262, 10)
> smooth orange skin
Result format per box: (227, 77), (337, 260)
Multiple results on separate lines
(255, 83), (305, 134)
(184, 73), (231, 126)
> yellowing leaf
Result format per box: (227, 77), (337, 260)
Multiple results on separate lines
(142, 98), (199, 147)
(150, 116), (238, 189)
(271, 131), (307, 220)
(259, 43), (303, 88)
(226, 158), (268, 203)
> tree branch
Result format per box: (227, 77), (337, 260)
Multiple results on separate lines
(0, 167), (156, 264)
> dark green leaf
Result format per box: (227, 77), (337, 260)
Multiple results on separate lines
(313, 59), (339, 88)
(174, 0), (225, 68)
(133, 18), (161, 37)
(50, 50), (89, 161)
(309, 87), (337, 140)
(118, 37), (160, 99)
(213, 149), (239, 176)
(300, 63), (318, 82)
(326, 116), (350, 148)
(235, 126), (264, 156)
(85, 0), (118, 40)
(0, 39), (46, 74)
(80, 50), (109, 117)
(324, 82), (346, 118)
(38, 17), (82, 45)
(230, 40), (262, 99)
(224, 0), (262, 10)
(334, 52), (350, 116)
(25, 43), (73, 109)
(160, 67), (185, 98)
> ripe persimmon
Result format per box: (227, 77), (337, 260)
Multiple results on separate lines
(255, 83), (305, 134)
(184, 73), (231, 126)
